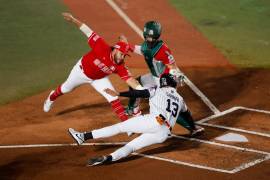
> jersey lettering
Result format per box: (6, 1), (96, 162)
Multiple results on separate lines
(93, 59), (113, 74)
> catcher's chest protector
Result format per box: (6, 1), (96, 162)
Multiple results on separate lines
(141, 40), (166, 77)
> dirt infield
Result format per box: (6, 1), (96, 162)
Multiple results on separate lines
(0, 0), (270, 179)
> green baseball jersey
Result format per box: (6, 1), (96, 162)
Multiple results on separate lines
(141, 40), (167, 77)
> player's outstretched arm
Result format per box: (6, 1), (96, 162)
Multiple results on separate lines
(125, 77), (144, 90)
(62, 12), (83, 27)
(104, 88), (150, 98)
(104, 88), (119, 97)
(62, 12), (93, 38)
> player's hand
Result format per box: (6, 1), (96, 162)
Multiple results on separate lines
(178, 74), (185, 87)
(104, 88), (119, 97)
(118, 35), (128, 43)
(62, 12), (75, 22)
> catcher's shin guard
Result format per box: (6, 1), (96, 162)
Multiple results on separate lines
(176, 110), (196, 132)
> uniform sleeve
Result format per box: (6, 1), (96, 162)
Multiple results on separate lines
(129, 44), (143, 55)
(155, 44), (175, 65)
(116, 64), (132, 81)
(87, 32), (108, 49)
(119, 89), (150, 98)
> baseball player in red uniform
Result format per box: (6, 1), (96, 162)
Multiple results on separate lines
(43, 12), (143, 122)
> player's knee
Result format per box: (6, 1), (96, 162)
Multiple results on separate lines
(126, 144), (137, 153)
(156, 133), (168, 143)
(60, 84), (73, 93)
(110, 123), (123, 134)
(107, 96), (119, 103)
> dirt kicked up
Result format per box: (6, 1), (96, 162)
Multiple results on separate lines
(0, 0), (270, 179)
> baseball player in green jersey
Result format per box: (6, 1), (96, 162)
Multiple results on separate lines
(126, 21), (204, 136)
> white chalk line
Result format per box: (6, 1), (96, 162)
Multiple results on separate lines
(171, 135), (270, 155)
(1, 133), (270, 174)
(132, 152), (233, 174)
(198, 122), (270, 138)
(105, 0), (220, 115)
(197, 107), (239, 123)
(172, 135), (270, 173)
(0, 142), (126, 149)
(105, 0), (143, 39)
(231, 155), (270, 173)
(0, 141), (236, 174)
(196, 106), (270, 138)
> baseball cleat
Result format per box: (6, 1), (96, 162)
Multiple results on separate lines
(190, 125), (205, 137)
(127, 132), (134, 137)
(43, 91), (54, 112)
(87, 156), (109, 166)
(68, 128), (85, 145)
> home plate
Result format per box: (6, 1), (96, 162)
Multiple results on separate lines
(215, 133), (249, 142)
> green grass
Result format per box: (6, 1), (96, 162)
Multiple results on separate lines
(0, 0), (88, 105)
(170, 0), (270, 68)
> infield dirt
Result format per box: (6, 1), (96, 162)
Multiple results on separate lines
(0, 0), (269, 179)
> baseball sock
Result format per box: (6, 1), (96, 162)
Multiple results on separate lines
(84, 131), (93, 140)
(106, 155), (112, 162)
(50, 85), (63, 101)
(110, 99), (128, 121)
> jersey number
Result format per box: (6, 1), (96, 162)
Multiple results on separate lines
(166, 99), (179, 117)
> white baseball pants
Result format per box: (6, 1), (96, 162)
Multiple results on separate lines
(60, 58), (118, 103)
(92, 114), (170, 161)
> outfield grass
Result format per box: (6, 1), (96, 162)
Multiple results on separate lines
(170, 0), (270, 68)
(0, 0), (88, 105)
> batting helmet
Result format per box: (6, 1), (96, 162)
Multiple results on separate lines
(160, 73), (177, 88)
(143, 21), (162, 40)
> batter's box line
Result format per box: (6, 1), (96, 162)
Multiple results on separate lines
(1, 134), (269, 174)
(196, 106), (270, 138)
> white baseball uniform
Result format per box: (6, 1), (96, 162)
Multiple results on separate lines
(92, 87), (187, 161)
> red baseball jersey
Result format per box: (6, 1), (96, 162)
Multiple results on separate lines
(81, 32), (131, 81)
(130, 42), (175, 77)
(154, 43), (175, 75)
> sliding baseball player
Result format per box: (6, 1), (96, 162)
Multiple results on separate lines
(68, 73), (204, 166)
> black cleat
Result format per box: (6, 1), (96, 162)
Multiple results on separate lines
(190, 125), (205, 137)
(87, 156), (109, 166)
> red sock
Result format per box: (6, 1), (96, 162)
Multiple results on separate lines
(110, 99), (128, 121)
(50, 85), (63, 101)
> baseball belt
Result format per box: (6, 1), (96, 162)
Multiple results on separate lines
(156, 114), (172, 131)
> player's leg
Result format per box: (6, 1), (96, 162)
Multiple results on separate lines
(91, 114), (160, 139)
(176, 103), (205, 136)
(68, 114), (160, 144)
(90, 77), (128, 121)
(88, 127), (169, 165)
(43, 59), (89, 112)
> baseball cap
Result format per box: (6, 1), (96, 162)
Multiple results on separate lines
(114, 41), (130, 56)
